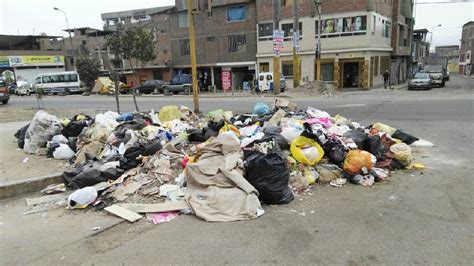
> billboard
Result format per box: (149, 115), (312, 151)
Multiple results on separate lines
(8, 55), (65, 67)
(318, 16), (367, 35)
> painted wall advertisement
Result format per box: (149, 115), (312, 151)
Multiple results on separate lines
(221, 70), (232, 91)
(5, 55), (65, 67)
(0, 56), (9, 68)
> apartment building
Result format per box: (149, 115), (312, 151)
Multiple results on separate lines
(459, 21), (473, 76)
(256, 0), (395, 89)
(169, 0), (257, 91)
(390, 0), (414, 84)
(412, 29), (429, 72)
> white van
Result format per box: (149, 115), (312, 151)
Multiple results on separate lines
(257, 72), (286, 92)
(34, 71), (81, 95)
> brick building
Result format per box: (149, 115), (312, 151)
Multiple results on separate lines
(459, 21), (473, 76)
(390, 0), (414, 85)
(169, 0), (257, 91)
(256, 0), (396, 89)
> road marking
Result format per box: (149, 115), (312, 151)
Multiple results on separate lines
(330, 103), (367, 108)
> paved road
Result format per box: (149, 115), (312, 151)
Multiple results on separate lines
(1, 75), (473, 264)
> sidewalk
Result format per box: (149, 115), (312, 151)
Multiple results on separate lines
(0, 121), (67, 197)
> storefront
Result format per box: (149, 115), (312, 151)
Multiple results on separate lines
(3, 55), (66, 83)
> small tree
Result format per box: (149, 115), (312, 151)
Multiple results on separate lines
(75, 56), (101, 92)
(106, 26), (156, 112)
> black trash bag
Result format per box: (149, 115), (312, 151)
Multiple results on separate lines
(119, 141), (162, 170)
(263, 126), (290, 150)
(63, 168), (105, 189)
(392, 129), (419, 145)
(390, 159), (405, 170)
(207, 120), (225, 132)
(68, 137), (78, 152)
(101, 167), (125, 180)
(46, 143), (60, 158)
(323, 138), (347, 165)
(367, 135), (386, 161)
(244, 142), (294, 205)
(300, 122), (325, 146)
(343, 129), (369, 150)
(14, 124), (30, 149)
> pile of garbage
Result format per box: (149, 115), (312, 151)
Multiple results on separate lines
(15, 98), (431, 223)
(293, 81), (337, 97)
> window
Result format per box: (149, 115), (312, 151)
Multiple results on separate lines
(321, 63), (334, 81)
(179, 39), (190, 55)
(372, 15), (376, 34)
(259, 62), (269, 72)
(207, 10), (213, 18)
(258, 23), (273, 40)
(227, 6), (246, 22)
(282, 61), (294, 78)
(81, 40), (86, 45)
(228, 35), (246, 52)
(382, 20), (391, 38)
(178, 13), (188, 28)
(35, 77), (42, 84)
(163, 49), (168, 54)
(207, 36), (215, 42)
(281, 0), (287, 6)
(42, 76), (51, 83)
(281, 22), (303, 40)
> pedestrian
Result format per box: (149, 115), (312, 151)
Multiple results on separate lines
(383, 70), (390, 89)
(36, 86), (45, 109)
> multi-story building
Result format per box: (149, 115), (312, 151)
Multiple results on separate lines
(412, 29), (430, 72)
(256, 0), (396, 90)
(435, 45), (459, 73)
(459, 21), (473, 76)
(169, 0), (257, 91)
(390, 0), (414, 84)
(0, 34), (66, 83)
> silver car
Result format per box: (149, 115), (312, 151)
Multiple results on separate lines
(408, 72), (432, 90)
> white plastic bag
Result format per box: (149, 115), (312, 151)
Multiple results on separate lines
(68, 186), (98, 209)
(50, 134), (68, 145)
(53, 144), (76, 160)
(94, 111), (119, 131)
(306, 107), (330, 119)
(24, 111), (62, 154)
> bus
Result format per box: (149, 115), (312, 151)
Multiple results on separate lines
(34, 71), (81, 95)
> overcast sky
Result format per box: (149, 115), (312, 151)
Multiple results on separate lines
(1, 0), (473, 47)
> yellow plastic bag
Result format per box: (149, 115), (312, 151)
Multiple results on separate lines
(219, 122), (240, 138)
(290, 136), (324, 166)
(159, 106), (181, 123)
(373, 122), (397, 136)
(343, 150), (373, 174)
(390, 143), (413, 167)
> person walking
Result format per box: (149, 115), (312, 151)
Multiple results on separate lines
(383, 70), (390, 89)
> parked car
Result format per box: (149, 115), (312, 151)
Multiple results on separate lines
(15, 81), (33, 96)
(408, 72), (432, 90)
(0, 78), (10, 104)
(160, 74), (193, 95)
(256, 72), (286, 93)
(135, 80), (166, 94)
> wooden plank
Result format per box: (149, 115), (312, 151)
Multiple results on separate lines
(119, 201), (189, 213)
(111, 181), (142, 201)
(104, 204), (142, 222)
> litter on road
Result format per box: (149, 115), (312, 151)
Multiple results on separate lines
(13, 99), (432, 223)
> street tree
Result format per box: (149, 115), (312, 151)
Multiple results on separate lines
(75, 56), (101, 92)
(106, 25), (156, 112)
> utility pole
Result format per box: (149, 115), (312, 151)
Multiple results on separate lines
(54, 7), (75, 69)
(315, 0), (321, 81)
(187, 0), (200, 113)
(292, 0), (300, 88)
(273, 0), (281, 94)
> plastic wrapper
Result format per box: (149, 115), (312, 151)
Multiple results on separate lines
(343, 150), (373, 175)
(290, 136), (324, 165)
(24, 111), (63, 154)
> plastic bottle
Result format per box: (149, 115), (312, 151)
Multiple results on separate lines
(67, 186), (98, 209)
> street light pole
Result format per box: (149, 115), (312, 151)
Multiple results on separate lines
(430, 24), (441, 53)
(54, 7), (75, 68)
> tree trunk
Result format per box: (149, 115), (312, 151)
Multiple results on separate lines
(129, 59), (140, 112)
(114, 79), (120, 114)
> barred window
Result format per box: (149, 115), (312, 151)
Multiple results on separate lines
(228, 35), (246, 52)
(179, 39), (190, 55)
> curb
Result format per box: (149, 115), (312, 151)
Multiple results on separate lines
(113, 94), (292, 99)
(0, 173), (63, 200)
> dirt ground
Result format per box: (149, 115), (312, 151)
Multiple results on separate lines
(0, 106), (97, 184)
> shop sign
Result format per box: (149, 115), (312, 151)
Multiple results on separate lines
(221, 71), (232, 91)
(8, 55), (64, 66)
(0, 56), (9, 67)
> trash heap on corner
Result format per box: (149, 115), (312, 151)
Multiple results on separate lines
(15, 98), (432, 223)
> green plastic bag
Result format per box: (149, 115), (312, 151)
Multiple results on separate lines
(159, 106), (181, 122)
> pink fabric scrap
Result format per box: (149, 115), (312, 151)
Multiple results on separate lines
(148, 211), (180, 224)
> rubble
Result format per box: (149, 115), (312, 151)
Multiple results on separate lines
(14, 100), (431, 223)
(292, 80), (338, 97)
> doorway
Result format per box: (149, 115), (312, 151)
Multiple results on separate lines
(342, 62), (359, 88)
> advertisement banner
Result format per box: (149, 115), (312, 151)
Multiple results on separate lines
(273, 30), (284, 56)
(8, 55), (65, 67)
(221, 71), (232, 91)
(0, 56), (9, 68)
